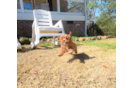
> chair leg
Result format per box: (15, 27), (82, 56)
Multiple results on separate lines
(31, 35), (40, 49)
(32, 27), (35, 43)
(53, 36), (55, 44)
(31, 24), (36, 49)
(31, 27), (40, 49)
(17, 39), (22, 49)
(30, 42), (35, 49)
(31, 40), (40, 49)
(17, 43), (22, 49)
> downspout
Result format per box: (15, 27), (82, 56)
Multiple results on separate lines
(84, 0), (88, 36)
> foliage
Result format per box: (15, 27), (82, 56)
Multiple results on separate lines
(86, 0), (116, 37)
(67, 1), (84, 13)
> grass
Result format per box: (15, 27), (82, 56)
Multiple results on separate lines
(19, 36), (30, 41)
(40, 42), (54, 46)
(76, 39), (116, 51)
(17, 38), (116, 88)
(19, 36), (99, 41)
(19, 36), (53, 41)
(72, 36), (96, 39)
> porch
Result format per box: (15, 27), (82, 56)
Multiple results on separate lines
(17, 0), (86, 21)
(17, 0), (87, 36)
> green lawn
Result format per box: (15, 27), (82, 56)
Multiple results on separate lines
(39, 38), (116, 52)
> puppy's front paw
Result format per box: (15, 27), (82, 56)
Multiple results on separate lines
(68, 51), (73, 54)
(57, 53), (62, 56)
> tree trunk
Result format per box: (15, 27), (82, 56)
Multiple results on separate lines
(98, 0), (102, 31)
(88, 8), (92, 36)
(92, 8), (96, 36)
(100, 0), (102, 15)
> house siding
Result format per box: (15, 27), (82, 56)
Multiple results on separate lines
(17, 20), (85, 37)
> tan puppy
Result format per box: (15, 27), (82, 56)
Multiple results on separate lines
(57, 32), (77, 56)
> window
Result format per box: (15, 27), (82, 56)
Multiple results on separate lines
(52, 0), (57, 11)
(34, 0), (49, 10)
(17, 0), (20, 9)
(67, 21), (73, 24)
(60, 0), (84, 13)
(23, 0), (33, 10)
(22, 0), (50, 11)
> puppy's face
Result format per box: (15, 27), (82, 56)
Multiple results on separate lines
(60, 32), (72, 45)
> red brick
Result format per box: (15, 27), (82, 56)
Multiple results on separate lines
(17, 20), (85, 37)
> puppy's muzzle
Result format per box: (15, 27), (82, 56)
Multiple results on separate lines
(63, 39), (65, 42)
(63, 39), (66, 45)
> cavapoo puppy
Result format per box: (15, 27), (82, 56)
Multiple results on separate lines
(57, 32), (77, 56)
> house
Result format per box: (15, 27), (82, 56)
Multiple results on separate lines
(17, 0), (87, 38)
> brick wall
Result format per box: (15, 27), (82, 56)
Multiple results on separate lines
(17, 20), (85, 37)
(53, 21), (85, 36)
(17, 20), (33, 38)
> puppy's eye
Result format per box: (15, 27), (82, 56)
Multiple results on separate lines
(66, 38), (68, 40)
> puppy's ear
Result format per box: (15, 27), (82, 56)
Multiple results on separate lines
(69, 31), (72, 37)
(60, 36), (63, 40)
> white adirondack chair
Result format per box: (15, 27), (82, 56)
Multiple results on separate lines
(17, 38), (22, 49)
(30, 9), (65, 49)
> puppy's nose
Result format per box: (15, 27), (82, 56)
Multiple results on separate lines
(63, 40), (65, 42)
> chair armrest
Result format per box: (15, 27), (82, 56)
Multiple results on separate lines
(54, 20), (65, 34)
(54, 20), (63, 28)
(32, 20), (35, 28)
